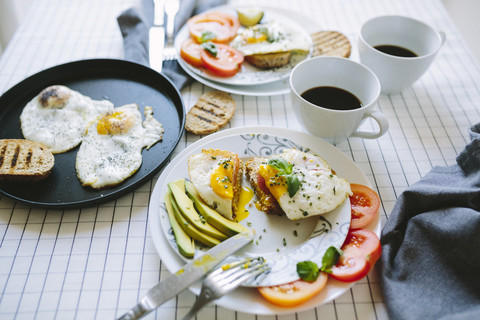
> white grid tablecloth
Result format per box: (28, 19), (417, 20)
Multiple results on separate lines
(1, 0), (479, 319)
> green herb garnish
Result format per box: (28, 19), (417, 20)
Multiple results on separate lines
(267, 158), (300, 197)
(296, 261), (319, 282)
(320, 246), (342, 274)
(201, 41), (218, 57)
(200, 31), (216, 43)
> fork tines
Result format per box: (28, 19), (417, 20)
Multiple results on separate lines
(213, 257), (269, 290)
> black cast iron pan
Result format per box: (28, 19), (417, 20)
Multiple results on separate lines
(0, 59), (185, 208)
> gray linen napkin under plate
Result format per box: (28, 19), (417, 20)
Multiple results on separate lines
(117, 0), (226, 89)
(380, 122), (480, 319)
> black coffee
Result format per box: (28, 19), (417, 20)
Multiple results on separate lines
(301, 86), (363, 110)
(374, 44), (418, 57)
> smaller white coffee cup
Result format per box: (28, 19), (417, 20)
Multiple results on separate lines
(289, 56), (388, 145)
(358, 15), (446, 94)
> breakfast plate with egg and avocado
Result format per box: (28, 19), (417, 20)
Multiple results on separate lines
(149, 126), (381, 315)
(175, 6), (313, 86)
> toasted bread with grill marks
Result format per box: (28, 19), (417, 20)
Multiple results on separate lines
(311, 30), (351, 58)
(244, 157), (283, 215)
(185, 91), (235, 135)
(0, 139), (54, 181)
(245, 51), (292, 68)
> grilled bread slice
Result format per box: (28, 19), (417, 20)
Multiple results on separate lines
(245, 51), (292, 68)
(311, 30), (351, 58)
(244, 157), (283, 215)
(185, 91), (235, 135)
(0, 139), (54, 181)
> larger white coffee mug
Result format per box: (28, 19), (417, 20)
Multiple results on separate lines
(289, 56), (389, 145)
(358, 15), (446, 94)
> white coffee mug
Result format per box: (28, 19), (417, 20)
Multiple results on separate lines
(289, 56), (388, 145)
(358, 15), (446, 94)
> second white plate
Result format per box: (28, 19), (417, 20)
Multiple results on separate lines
(176, 6), (319, 96)
(175, 6), (312, 86)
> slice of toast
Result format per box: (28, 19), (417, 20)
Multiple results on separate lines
(311, 30), (351, 58)
(245, 51), (292, 68)
(0, 139), (54, 181)
(185, 91), (236, 135)
(244, 157), (283, 215)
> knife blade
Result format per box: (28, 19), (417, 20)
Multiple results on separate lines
(117, 231), (254, 320)
(149, 0), (165, 72)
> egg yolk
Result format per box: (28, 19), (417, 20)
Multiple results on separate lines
(97, 111), (134, 135)
(259, 164), (287, 200)
(235, 186), (254, 221)
(210, 160), (234, 199)
(246, 33), (267, 43)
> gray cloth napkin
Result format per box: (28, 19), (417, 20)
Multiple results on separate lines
(117, 0), (226, 89)
(380, 122), (480, 320)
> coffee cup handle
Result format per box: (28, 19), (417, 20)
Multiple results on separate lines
(439, 31), (447, 47)
(350, 110), (389, 139)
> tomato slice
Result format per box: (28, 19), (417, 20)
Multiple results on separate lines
(330, 229), (382, 282)
(180, 38), (203, 68)
(349, 183), (380, 229)
(258, 272), (328, 307)
(187, 12), (239, 43)
(208, 11), (240, 35)
(200, 43), (244, 77)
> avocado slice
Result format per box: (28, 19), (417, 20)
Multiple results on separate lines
(164, 191), (195, 258)
(168, 189), (221, 247)
(168, 181), (229, 241)
(185, 180), (249, 236)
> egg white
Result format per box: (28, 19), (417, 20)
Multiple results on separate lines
(230, 21), (311, 57)
(188, 150), (238, 220)
(20, 85), (113, 154)
(75, 104), (164, 189)
(263, 149), (352, 220)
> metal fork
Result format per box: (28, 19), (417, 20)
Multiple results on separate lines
(182, 257), (270, 320)
(163, 0), (179, 61)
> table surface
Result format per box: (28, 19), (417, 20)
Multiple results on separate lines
(1, 0), (479, 319)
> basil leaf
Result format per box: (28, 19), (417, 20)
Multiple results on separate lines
(268, 158), (300, 197)
(296, 261), (319, 282)
(320, 246), (342, 273)
(201, 41), (218, 57)
(286, 174), (300, 197)
(267, 158), (292, 175)
(200, 31), (216, 43)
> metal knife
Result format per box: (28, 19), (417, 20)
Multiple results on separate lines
(117, 231), (254, 320)
(149, 0), (165, 72)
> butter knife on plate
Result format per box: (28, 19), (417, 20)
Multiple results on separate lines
(149, 0), (165, 72)
(117, 231), (254, 320)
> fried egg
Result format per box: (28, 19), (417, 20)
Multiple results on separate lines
(230, 21), (311, 56)
(20, 85), (113, 154)
(188, 149), (243, 220)
(258, 149), (352, 220)
(75, 104), (164, 189)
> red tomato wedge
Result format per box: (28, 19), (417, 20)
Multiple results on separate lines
(330, 229), (382, 283)
(187, 11), (239, 43)
(200, 43), (244, 77)
(258, 272), (328, 307)
(207, 11), (240, 35)
(180, 38), (203, 68)
(349, 183), (380, 229)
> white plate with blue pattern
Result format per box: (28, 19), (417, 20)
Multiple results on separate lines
(148, 126), (380, 314)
